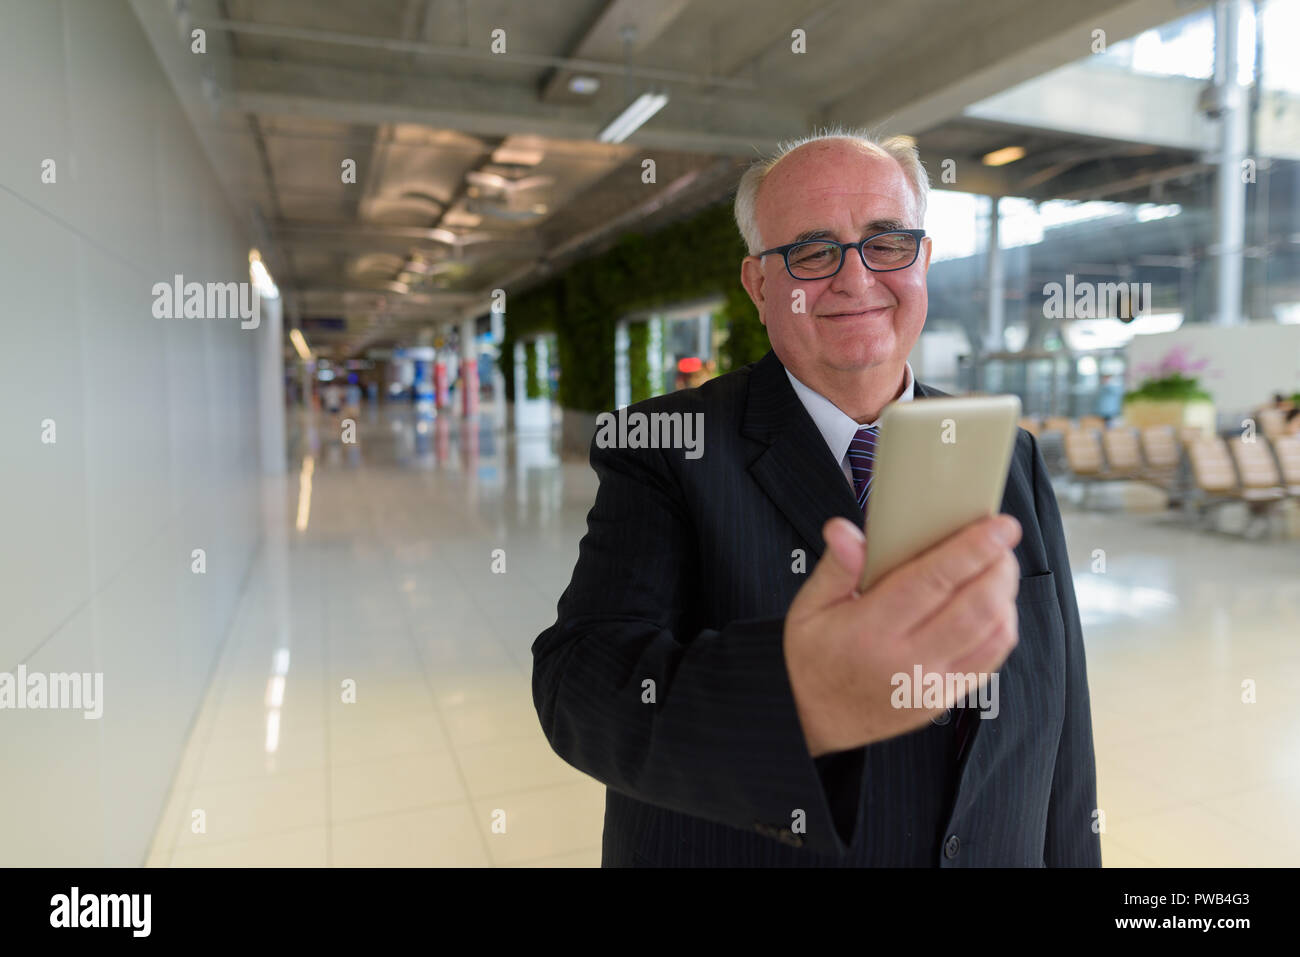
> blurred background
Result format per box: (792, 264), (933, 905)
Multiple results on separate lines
(1, 0), (1298, 867)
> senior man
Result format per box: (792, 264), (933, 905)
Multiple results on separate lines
(532, 131), (1101, 867)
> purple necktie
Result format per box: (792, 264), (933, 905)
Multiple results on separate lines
(847, 425), (879, 512)
(850, 423), (975, 762)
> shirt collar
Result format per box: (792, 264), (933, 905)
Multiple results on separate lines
(784, 362), (914, 468)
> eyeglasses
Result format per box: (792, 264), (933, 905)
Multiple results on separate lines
(756, 229), (926, 280)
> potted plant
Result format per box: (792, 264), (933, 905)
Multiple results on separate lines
(1122, 345), (1216, 435)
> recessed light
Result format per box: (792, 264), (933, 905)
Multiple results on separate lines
(568, 75), (601, 95)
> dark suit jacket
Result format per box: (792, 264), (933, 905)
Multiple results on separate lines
(532, 349), (1101, 867)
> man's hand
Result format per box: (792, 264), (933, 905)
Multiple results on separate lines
(783, 514), (1023, 758)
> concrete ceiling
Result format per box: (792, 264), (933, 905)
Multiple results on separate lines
(131, 0), (1208, 358)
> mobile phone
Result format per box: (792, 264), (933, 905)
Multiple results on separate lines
(857, 394), (1022, 592)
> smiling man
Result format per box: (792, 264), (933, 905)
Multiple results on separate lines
(532, 129), (1101, 868)
(739, 135), (930, 425)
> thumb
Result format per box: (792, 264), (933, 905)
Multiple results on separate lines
(795, 517), (867, 613)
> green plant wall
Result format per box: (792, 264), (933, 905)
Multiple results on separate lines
(718, 283), (767, 373)
(498, 199), (771, 412)
(627, 321), (652, 403)
(523, 340), (547, 398)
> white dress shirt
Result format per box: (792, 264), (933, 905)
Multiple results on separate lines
(785, 362), (915, 490)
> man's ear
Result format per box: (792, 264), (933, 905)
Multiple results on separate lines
(740, 256), (767, 324)
(920, 236), (933, 276)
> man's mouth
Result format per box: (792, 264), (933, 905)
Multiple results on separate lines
(820, 305), (893, 320)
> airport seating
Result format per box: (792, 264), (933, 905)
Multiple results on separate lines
(1271, 435), (1300, 495)
(1062, 427), (1135, 507)
(1100, 426), (1144, 480)
(1256, 407), (1287, 440)
(1187, 436), (1287, 537)
(1137, 425), (1183, 493)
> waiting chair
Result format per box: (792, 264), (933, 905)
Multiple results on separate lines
(1063, 428), (1127, 508)
(1138, 425), (1183, 492)
(1257, 407), (1287, 441)
(1270, 435), (1300, 495)
(1188, 437), (1286, 537)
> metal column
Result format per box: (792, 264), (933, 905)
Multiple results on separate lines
(1213, 0), (1249, 326)
(985, 195), (1004, 352)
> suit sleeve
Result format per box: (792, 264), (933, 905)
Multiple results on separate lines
(531, 432), (857, 857)
(1030, 433), (1103, 866)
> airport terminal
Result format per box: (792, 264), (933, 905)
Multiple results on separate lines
(2, 0), (1299, 871)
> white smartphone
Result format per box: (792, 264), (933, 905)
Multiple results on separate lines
(857, 394), (1022, 593)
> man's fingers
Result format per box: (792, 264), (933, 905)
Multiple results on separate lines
(866, 514), (1021, 635)
(792, 517), (867, 616)
(912, 549), (1020, 666)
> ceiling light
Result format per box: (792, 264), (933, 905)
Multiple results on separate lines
(598, 91), (669, 144)
(289, 328), (312, 360)
(568, 75), (601, 95)
(250, 258), (279, 299)
(982, 146), (1026, 167)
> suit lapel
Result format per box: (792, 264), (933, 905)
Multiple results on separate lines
(743, 351), (934, 562)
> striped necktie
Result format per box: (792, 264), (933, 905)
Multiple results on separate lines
(847, 425), (879, 512)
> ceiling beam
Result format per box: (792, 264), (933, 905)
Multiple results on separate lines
(540, 0), (693, 101)
(226, 57), (811, 155)
(197, 16), (757, 91)
(825, 0), (1208, 134)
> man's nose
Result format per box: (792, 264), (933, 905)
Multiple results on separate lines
(829, 246), (876, 292)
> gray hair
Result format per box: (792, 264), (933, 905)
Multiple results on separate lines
(734, 127), (930, 256)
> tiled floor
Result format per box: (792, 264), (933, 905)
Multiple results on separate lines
(146, 404), (1300, 867)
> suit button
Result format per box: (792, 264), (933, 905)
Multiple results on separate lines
(931, 709), (951, 725)
(944, 835), (960, 859)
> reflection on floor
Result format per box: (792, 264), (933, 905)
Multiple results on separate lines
(146, 404), (1300, 867)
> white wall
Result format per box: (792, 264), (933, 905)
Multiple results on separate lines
(0, 0), (262, 865)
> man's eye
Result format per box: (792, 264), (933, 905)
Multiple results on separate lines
(792, 246), (835, 263)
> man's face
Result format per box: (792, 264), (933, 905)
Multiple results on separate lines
(740, 140), (931, 381)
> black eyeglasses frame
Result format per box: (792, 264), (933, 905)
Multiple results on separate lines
(755, 228), (928, 280)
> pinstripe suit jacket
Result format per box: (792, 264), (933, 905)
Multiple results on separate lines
(532, 349), (1101, 867)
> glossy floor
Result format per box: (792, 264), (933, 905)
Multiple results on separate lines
(146, 404), (1300, 867)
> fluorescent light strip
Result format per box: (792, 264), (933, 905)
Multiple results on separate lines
(982, 145), (1025, 167)
(295, 455), (314, 532)
(289, 328), (312, 360)
(598, 92), (669, 144)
